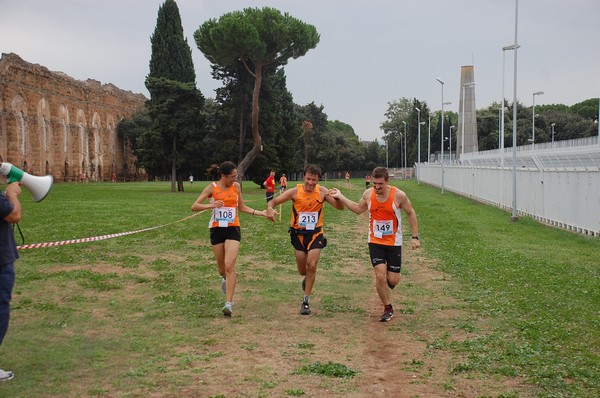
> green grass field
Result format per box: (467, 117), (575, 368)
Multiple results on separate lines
(1, 179), (598, 397)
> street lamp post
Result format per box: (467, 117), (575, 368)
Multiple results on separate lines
(405, 126), (407, 174)
(399, 131), (403, 179)
(427, 114), (431, 163)
(385, 134), (389, 168)
(551, 123), (556, 147)
(415, 107), (421, 182)
(417, 122), (425, 184)
(502, 44), (520, 169)
(511, 0), (520, 222)
(461, 82), (476, 160)
(415, 107), (421, 156)
(449, 125), (455, 161)
(532, 91), (544, 150)
(402, 121), (407, 179)
(436, 77), (445, 193)
(498, 107), (502, 150)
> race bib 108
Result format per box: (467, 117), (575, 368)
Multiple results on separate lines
(216, 207), (236, 227)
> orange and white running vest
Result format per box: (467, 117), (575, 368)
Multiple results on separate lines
(209, 182), (240, 228)
(290, 184), (324, 231)
(368, 186), (402, 246)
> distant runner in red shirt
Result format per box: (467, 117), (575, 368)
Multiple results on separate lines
(263, 170), (276, 203)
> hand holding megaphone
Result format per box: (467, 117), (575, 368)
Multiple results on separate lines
(4, 180), (22, 196)
(0, 162), (53, 202)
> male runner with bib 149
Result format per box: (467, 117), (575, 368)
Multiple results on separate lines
(329, 167), (420, 322)
(266, 164), (344, 315)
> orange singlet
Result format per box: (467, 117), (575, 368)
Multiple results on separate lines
(368, 186), (403, 246)
(290, 184), (324, 231)
(209, 182), (240, 228)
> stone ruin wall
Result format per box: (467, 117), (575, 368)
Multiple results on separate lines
(0, 52), (147, 182)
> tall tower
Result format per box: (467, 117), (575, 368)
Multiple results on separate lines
(458, 65), (477, 158)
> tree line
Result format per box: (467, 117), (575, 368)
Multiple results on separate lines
(116, 1), (598, 190)
(381, 97), (598, 168)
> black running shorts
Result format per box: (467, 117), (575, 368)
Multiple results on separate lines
(210, 226), (241, 245)
(289, 228), (327, 252)
(368, 243), (402, 273)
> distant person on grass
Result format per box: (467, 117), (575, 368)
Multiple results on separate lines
(329, 167), (420, 322)
(266, 164), (344, 315)
(0, 181), (22, 381)
(263, 170), (276, 204)
(191, 161), (275, 317)
(279, 173), (287, 194)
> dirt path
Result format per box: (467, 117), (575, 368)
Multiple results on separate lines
(172, 231), (527, 398)
(38, 224), (528, 397)
(34, 189), (530, 398)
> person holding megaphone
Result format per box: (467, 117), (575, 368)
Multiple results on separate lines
(0, 162), (51, 382)
(0, 177), (22, 382)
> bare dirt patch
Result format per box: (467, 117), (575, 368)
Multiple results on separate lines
(168, 217), (529, 398)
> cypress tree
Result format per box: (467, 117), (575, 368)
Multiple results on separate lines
(145, 0), (203, 192)
(148, 0), (195, 83)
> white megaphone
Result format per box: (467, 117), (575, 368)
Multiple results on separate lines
(0, 162), (53, 202)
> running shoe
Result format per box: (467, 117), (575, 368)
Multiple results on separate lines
(0, 369), (14, 382)
(300, 300), (311, 315)
(379, 309), (394, 322)
(222, 302), (233, 317)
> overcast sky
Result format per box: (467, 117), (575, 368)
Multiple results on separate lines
(1, 0), (599, 141)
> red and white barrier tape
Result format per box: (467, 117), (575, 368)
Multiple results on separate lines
(17, 211), (203, 251)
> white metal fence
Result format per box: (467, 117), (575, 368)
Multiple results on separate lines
(417, 136), (600, 237)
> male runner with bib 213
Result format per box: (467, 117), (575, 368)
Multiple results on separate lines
(266, 164), (344, 315)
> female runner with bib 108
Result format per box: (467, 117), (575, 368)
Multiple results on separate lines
(192, 161), (275, 317)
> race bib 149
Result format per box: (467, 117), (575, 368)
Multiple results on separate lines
(373, 219), (393, 238)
